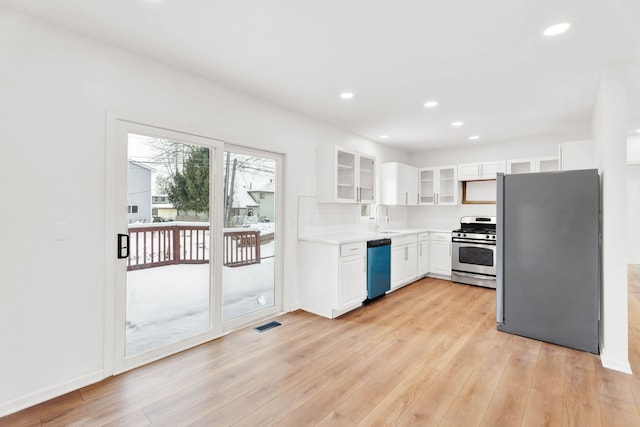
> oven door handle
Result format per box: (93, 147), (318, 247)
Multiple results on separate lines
(451, 241), (496, 249)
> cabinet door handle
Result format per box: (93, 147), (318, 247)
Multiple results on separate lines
(405, 192), (408, 205)
(449, 243), (451, 256)
(420, 244), (422, 256)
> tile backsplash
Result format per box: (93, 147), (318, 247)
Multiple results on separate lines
(298, 195), (497, 237)
(408, 204), (497, 230)
(297, 196), (361, 236)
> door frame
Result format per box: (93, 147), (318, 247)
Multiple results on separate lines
(104, 113), (286, 376)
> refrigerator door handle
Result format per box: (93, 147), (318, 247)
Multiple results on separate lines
(496, 173), (505, 329)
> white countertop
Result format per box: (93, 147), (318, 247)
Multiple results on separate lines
(298, 228), (452, 244)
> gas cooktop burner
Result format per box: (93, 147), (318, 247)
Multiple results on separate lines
(453, 216), (497, 240)
(453, 227), (496, 235)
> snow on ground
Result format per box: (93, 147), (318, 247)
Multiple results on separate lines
(126, 246), (275, 356)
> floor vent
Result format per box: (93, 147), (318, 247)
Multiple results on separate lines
(253, 321), (281, 333)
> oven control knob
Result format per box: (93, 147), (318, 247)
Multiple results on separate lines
(486, 235), (490, 239)
(463, 233), (467, 237)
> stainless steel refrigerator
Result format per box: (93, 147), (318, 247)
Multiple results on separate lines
(496, 169), (600, 354)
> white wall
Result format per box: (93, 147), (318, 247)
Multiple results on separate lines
(594, 65), (630, 373)
(560, 140), (596, 171)
(628, 164), (640, 264)
(627, 135), (640, 263)
(0, 8), (407, 415)
(629, 134), (640, 163)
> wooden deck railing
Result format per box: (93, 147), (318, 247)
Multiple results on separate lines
(223, 230), (261, 267)
(127, 223), (264, 271)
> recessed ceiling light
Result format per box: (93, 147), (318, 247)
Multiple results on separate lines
(469, 135), (480, 140)
(339, 92), (354, 100)
(379, 134), (389, 139)
(424, 101), (438, 108)
(636, 129), (640, 133)
(451, 121), (464, 127)
(544, 22), (572, 36)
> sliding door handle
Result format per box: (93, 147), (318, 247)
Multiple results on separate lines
(117, 233), (130, 259)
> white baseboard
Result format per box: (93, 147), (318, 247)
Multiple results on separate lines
(0, 370), (104, 417)
(600, 346), (633, 374)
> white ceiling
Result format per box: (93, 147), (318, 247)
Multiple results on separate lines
(3, 0), (640, 152)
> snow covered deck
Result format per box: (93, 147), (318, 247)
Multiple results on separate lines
(126, 245), (275, 356)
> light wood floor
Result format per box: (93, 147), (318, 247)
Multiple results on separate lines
(4, 268), (640, 426)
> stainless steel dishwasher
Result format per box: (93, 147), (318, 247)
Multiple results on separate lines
(365, 238), (391, 302)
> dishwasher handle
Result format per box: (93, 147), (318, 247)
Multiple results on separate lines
(367, 238), (392, 248)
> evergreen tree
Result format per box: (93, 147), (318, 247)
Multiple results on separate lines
(167, 146), (209, 217)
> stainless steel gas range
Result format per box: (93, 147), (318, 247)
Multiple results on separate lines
(451, 216), (497, 289)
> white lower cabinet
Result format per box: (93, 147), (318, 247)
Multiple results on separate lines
(429, 232), (452, 277)
(298, 241), (366, 318)
(339, 251), (367, 311)
(417, 232), (430, 276)
(391, 234), (418, 290)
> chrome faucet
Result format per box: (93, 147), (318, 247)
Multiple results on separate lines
(374, 204), (389, 232)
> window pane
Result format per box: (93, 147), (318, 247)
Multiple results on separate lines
(126, 134), (211, 357)
(222, 151), (276, 321)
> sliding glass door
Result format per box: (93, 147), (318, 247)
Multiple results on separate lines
(114, 121), (223, 372)
(222, 146), (282, 329)
(125, 134), (213, 357)
(111, 121), (283, 373)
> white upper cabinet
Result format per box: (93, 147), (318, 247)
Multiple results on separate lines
(506, 159), (533, 174)
(457, 161), (505, 181)
(559, 140), (596, 171)
(419, 166), (458, 205)
(358, 154), (376, 203)
(419, 168), (436, 205)
(507, 156), (559, 174)
(405, 165), (418, 205)
(317, 146), (376, 203)
(536, 156), (559, 172)
(379, 162), (418, 206)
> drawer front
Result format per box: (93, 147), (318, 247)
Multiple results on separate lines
(392, 234), (417, 247)
(418, 232), (430, 242)
(430, 232), (451, 242)
(340, 242), (364, 257)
